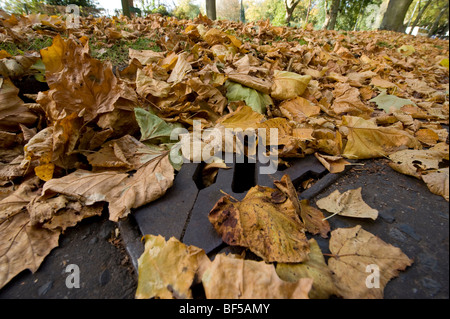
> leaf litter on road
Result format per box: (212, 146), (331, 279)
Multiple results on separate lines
(0, 10), (447, 296)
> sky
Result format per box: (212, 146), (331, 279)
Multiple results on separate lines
(96, 0), (121, 14)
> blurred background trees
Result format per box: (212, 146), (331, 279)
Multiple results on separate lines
(0, 0), (448, 37)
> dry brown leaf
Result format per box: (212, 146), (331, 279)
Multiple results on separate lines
(167, 52), (192, 84)
(136, 68), (171, 99)
(299, 199), (330, 238)
(276, 238), (338, 299)
(328, 225), (413, 299)
(39, 153), (174, 221)
(257, 117), (293, 146)
(0, 77), (38, 131)
(38, 35), (138, 123)
(279, 96), (321, 122)
(273, 174), (330, 239)
(340, 116), (421, 159)
(216, 104), (265, 130)
(202, 253), (312, 299)
(136, 235), (209, 299)
(314, 152), (351, 173)
(406, 78), (436, 96)
(86, 135), (153, 171)
(388, 143), (448, 178)
(331, 83), (373, 118)
(128, 48), (164, 65)
(415, 128), (440, 146)
(421, 168), (449, 201)
(0, 177), (60, 289)
(27, 193), (103, 231)
(316, 187), (378, 220)
(0, 52), (40, 78)
(0, 210), (60, 290)
(270, 70), (311, 100)
(227, 72), (273, 94)
(187, 77), (227, 115)
(208, 184), (310, 263)
(370, 76), (397, 89)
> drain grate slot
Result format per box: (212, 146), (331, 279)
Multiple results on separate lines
(232, 157), (257, 193)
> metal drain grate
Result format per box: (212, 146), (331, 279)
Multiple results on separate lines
(119, 154), (334, 271)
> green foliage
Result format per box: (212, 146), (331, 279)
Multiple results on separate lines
(90, 37), (161, 65)
(405, 0), (449, 29)
(173, 0), (200, 20)
(0, 36), (53, 55)
(1, 0), (100, 15)
(375, 40), (393, 48)
(333, 0), (383, 31)
(225, 81), (273, 114)
(44, 0), (98, 7)
(137, 0), (171, 16)
(0, 0), (42, 14)
(244, 0), (286, 25)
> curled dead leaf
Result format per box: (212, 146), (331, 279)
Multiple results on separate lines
(202, 254), (312, 299)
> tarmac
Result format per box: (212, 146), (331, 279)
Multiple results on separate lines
(0, 153), (448, 299)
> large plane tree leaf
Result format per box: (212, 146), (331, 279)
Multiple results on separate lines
(134, 107), (182, 144)
(208, 184), (310, 263)
(340, 116), (421, 159)
(328, 225), (413, 299)
(136, 235), (209, 299)
(276, 239), (339, 299)
(0, 177), (60, 289)
(38, 152), (174, 221)
(202, 254), (312, 299)
(369, 90), (416, 113)
(225, 80), (273, 114)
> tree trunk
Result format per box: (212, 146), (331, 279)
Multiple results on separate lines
(121, 0), (131, 18)
(428, 1), (449, 37)
(240, 0), (246, 23)
(305, 0), (312, 25)
(323, 0), (340, 30)
(206, 0), (217, 20)
(409, 0), (432, 34)
(379, 0), (414, 32)
(284, 0), (301, 26)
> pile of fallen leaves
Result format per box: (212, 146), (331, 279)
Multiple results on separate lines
(0, 11), (448, 298)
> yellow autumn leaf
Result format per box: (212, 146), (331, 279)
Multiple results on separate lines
(202, 254), (312, 299)
(397, 44), (415, 56)
(136, 235), (209, 299)
(270, 70), (311, 100)
(34, 163), (55, 182)
(208, 184), (310, 263)
(276, 239), (338, 299)
(217, 104), (265, 130)
(328, 225), (413, 299)
(341, 116), (421, 159)
(439, 58), (449, 69)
